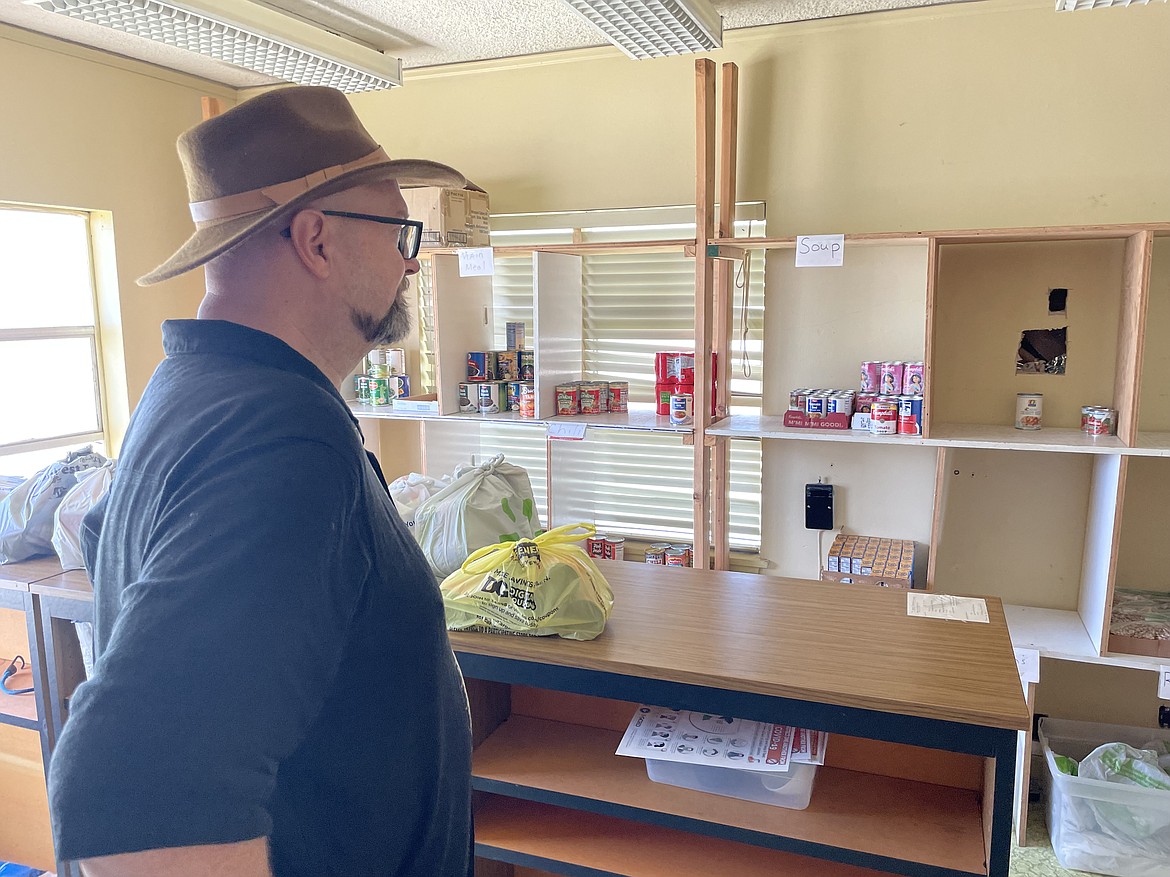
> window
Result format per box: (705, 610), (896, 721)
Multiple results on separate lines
(417, 205), (765, 550)
(0, 206), (107, 476)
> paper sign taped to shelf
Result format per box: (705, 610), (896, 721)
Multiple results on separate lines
(1160, 666), (1170, 700)
(547, 421), (587, 441)
(616, 705), (827, 772)
(795, 234), (845, 267)
(458, 247), (494, 276)
(907, 592), (990, 623)
(1015, 648), (1040, 688)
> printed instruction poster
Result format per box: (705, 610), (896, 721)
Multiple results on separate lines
(615, 705), (827, 772)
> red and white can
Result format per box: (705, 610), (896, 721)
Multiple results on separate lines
(902, 362), (925, 396)
(603, 536), (625, 561)
(645, 542), (671, 565)
(1081, 405), (1115, 436)
(556, 383), (580, 416)
(870, 398), (899, 435)
(519, 383), (536, 418)
(669, 393), (694, 426)
(897, 395), (923, 436)
(664, 548), (688, 567)
(860, 361), (882, 393)
(607, 381), (629, 413)
(854, 393), (877, 414)
(879, 361), (904, 397)
(579, 382), (607, 415)
(586, 535), (606, 558)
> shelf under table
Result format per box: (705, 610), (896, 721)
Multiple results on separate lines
(0, 691), (39, 729)
(473, 715), (988, 875)
(475, 795), (897, 877)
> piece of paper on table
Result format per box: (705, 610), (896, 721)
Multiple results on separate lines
(616, 705), (827, 772)
(547, 421), (587, 440)
(458, 247), (494, 276)
(907, 592), (990, 623)
(795, 234), (845, 267)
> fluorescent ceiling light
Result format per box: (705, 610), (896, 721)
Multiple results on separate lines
(24, 0), (402, 92)
(1055, 0), (1164, 8)
(561, 0), (722, 60)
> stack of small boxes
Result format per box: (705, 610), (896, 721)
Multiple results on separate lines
(821, 534), (916, 589)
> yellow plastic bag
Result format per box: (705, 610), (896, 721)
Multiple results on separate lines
(439, 523), (614, 641)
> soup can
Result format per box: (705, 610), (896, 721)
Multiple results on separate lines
(495, 350), (520, 382)
(467, 351), (492, 381)
(879, 361), (904, 397)
(805, 393), (827, 419)
(897, 395), (923, 436)
(644, 543), (669, 565)
(506, 321), (525, 351)
(519, 383), (536, 418)
(389, 374), (411, 400)
(477, 381), (508, 414)
(457, 382), (476, 413)
(1015, 393), (1043, 430)
(1081, 405), (1115, 436)
(669, 393), (694, 426)
(860, 362), (882, 394)
(603, 536), (625, 561)
(870, 398), (899, 435)
(664, 547), (688, 567)
(586, 535), (606, 558)
(902, 362), (925, 396)
(579, 382), (608, 415)
(556, 383), (580, 416)
(790, 388), (811, 411)
(670, 543), (694, 567)
(607, 381), (629, 413)
(518, 349), (535, 381)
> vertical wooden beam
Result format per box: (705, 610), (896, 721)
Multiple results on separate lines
(922, 237), (940, 439)
(712, 62), (739, 571)
(201, 96), (226, 121)
(1114, 230), (1152, 446)
(692, 59), (716, 564)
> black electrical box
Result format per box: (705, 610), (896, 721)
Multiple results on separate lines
(805, 483), (834, 530)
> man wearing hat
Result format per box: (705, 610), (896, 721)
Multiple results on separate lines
(47, 87), (475, 876)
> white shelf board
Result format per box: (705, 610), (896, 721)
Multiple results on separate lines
(707, 415), (1131, 454)
(350, 402), (690, 434)
(1004, 604), (1165, 671)
(1130, 432), (1170, 457)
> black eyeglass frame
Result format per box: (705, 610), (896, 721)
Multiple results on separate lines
(280, 210), (424, 260)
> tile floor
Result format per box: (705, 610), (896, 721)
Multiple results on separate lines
(1011, 805), (1087, 877)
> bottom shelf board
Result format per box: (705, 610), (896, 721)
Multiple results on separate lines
(476, 795), (895, 877)
(472, 715), (988, 875)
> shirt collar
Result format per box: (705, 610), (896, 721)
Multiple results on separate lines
(161, 319), (360, 430)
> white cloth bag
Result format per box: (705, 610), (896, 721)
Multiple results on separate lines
(51, 460), (116, 570)
(387, 471), (451, 530)
(412, 455), (541, 578)
(0, 446), (107, 564)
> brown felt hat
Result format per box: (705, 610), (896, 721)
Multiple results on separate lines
(139, 86), (475, 285)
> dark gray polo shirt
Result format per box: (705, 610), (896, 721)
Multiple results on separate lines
(48, 319), (473, 876)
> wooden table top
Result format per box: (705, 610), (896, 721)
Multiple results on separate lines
(29, 568), (94, 601)
(0, 556), (65, 592)
(450, 561), (1030, 731)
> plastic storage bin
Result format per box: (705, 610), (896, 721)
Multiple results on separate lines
(645, 758), (817, 809)
(1039, 716), (1170, 877)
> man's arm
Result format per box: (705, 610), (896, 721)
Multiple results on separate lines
(79, 837), (271, 877)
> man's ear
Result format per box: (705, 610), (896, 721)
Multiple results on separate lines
(286, 209), (332, 280)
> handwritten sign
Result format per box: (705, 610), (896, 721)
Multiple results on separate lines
(1015, 648), (1040, 688)
(458, 247), (494, 277)
(1160, 666), (1170, 700)
(795, 234), (845, 267)
(548, 421), (587, 441)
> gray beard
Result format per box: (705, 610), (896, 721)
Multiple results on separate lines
(352, 284), (412, 345)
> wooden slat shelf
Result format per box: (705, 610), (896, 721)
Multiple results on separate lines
(473, 715), (988, 875)
(350, 402), (691, 434)
(475, 795), (896, 877)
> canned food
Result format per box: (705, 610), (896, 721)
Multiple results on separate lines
(556, 383), (580, 416)
(389, 374), (410, 400)
(519, 383), (536, 418)
(670, 543), (694, 567)
(669, 393), (694, 426)
(854, 393), (877, 414)
(826, 394), (854, 416)
(506, 381), (525, 412)
(902, 362), (925, 396)
(518, 349), (535, 381)
(467, 351), (494, 381)
(506, 321), (525, 351)
(1015, 393), (1043, 430)
(579, 382), (608, 415)
(477, 381), (508, 414)
(879, 362), (904, 397)
(586, 535), (606, 558)
(644, 543), (669, 565)
(860, 362), (882, 394)
(656, 352), (696, 384)
(607, 381), (629, 413)
(355, 374), (370, 405)
(870, 398), (899, 435)
(388, 347), (406, 375)
(368, 376), (392, 406)
(897, 395), (923, 436)
(458, 382), (476, 413)
(790, 388), (811, 411)
(1081, 405), (1115, 436)
(603, 536), (625, 561)
(367, 363), (390, 380)
(805, 393), (827, 419)
(495, 350), (520, 382)
(664, 547), (688, 567)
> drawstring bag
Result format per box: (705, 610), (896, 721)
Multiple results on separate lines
(51, 459), (115, 571)
(440, 524), (614, 641)
(0, 446), (107, 564)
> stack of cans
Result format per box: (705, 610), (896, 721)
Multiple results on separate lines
(644, 542), (693, 567)
(464, 327), (536, 417)
(554, 380), (630, 417)
(586, 533), (626, 561)
(354, 346), (410, 406)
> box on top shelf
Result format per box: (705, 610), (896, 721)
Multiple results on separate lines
(402, 186), (490, 248)
(821, 533), (916, 589)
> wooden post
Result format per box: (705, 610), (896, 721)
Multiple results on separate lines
(201, 96), (226, 121)
(712, 62), (739, 571)
(1114, 230), (1152, 446)
(692, 59), (716, 564)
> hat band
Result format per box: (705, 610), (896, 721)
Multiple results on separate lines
(189, 147), (391, 226)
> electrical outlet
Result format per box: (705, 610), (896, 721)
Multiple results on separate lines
(805, 483), (834, 530)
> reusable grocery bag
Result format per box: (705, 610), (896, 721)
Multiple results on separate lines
(0, 446), (107, 564)
(412, 454), (541, 578)
(387, 471), (450, 530)
(440, 523), (614, 641)
(51, 460), (115, 570)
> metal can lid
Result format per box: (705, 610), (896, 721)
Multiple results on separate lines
(604, 536), (625, 544)
(1017, 392), (1043, 397)
(664, 548), (686, 556)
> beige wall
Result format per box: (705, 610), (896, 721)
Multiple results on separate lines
(0, 25), (233, 449)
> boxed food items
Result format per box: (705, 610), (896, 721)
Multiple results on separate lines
(1039, 717), (1170, 877)
(402, 186), (490, 248)
(822, 534), (916, 588)
(617, 705), (827, 810)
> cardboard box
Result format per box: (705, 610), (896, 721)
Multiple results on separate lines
(402, 186), (490, 248)
(820, 569), (914, 590)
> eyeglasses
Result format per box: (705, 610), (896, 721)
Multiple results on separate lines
(280, 210), (424, 260)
